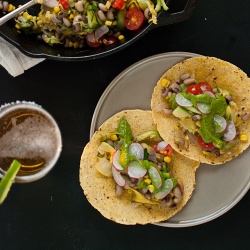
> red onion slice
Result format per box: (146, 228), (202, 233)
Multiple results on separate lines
(94, 25), (109, 40)
(86, 32), (95, 43)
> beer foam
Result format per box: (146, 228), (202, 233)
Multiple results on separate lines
(0, 115), (58, 164)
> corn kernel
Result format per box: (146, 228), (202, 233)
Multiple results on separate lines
(118, 35), (124, 40)
(73, 41), (79, 48)
(23, 12), (29, 19)
(144, 179), (151, 185)
(240, 134), (248, 142)
(161, 78), (170, 87)
(129, 3), (136, 9)
(8, 4), (15, 12)
(105, 20), (112, 26)
(202, 150), (210, 155)
(127, 189), (132, 194)
(227, 151), (232, 155)
(144, 175), (149, 179)
(45, 16), (51, 23)
(37, 20), (43, 27)
(164, 156), (171, 163)
(69, 13), (74, 20)
(105, 1), (111, 9)
(219, 150), (225, 155)
(69, 41), (73, 47)
(148, 185), (155, 193)
(54, 6), (60, 13)
(184, 135), (189, 140)
(15, 23), (21, 29)
(110, 134), (118, 141)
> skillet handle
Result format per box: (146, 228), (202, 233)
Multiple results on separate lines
(155, 0), (197, 28)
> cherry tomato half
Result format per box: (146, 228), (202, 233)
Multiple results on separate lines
(198, 82), (213, 92)
(153, 143), (173, 156)
(58, 0), (69, 10)
(186, 84), (203, 95)
(111, 0), (125, 9)
(86, 39), (102, 48)
(124, 8), (144, 31)
(197, 136), (215, 150)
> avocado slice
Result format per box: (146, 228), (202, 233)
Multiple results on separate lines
(135, 130), (162, 142)
(172, 106), (191, 119)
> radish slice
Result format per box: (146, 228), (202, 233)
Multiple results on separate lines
(154, 179), (173, 200)
(203, 90), (216, 98)
(175, 93), (193, 107)
(112, 166), (126, 187)
(197, 102), (211, 114)
(156, 141), (168, 151)
(127, 161), (147, 178)
(148, 166), (162, 189)
(112, 150), (124, 171)
(214, 114), (227, 133)
(223, 120), (236, 141)
(128, 143), (144, 160)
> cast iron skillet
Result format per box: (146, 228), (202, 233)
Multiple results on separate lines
(0, 0), (196, 61)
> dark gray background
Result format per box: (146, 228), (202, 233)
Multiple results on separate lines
(0, 0), (249, 249)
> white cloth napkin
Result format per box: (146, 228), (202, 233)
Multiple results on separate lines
(0, 37), (45, 77)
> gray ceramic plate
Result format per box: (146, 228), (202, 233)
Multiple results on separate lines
(90, 52), (250, 227)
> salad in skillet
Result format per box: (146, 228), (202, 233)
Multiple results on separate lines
(1, 0), (169, 49)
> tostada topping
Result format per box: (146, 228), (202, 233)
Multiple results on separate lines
(95, 116), (183, 207)
(158, 73), (249, 156)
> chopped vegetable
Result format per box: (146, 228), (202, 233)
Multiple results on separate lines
(8, 0), (170, 49)
(0, 160), (21, 205)
(95, 116), (183, 206)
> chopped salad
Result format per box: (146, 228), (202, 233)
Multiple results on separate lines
(158, 73), (250, 156)
(5, 0), (170, 49)
(95, 116), (183, 207)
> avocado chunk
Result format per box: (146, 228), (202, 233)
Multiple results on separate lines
(172, 106), (191, 119)
(135, 130), (162, 142)
(179, 118), (197, 133)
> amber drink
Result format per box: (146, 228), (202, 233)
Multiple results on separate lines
(0, 101), (62, 183)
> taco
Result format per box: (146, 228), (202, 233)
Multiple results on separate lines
(151, 56), (250, 165)
(80, 110), (199, 225)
